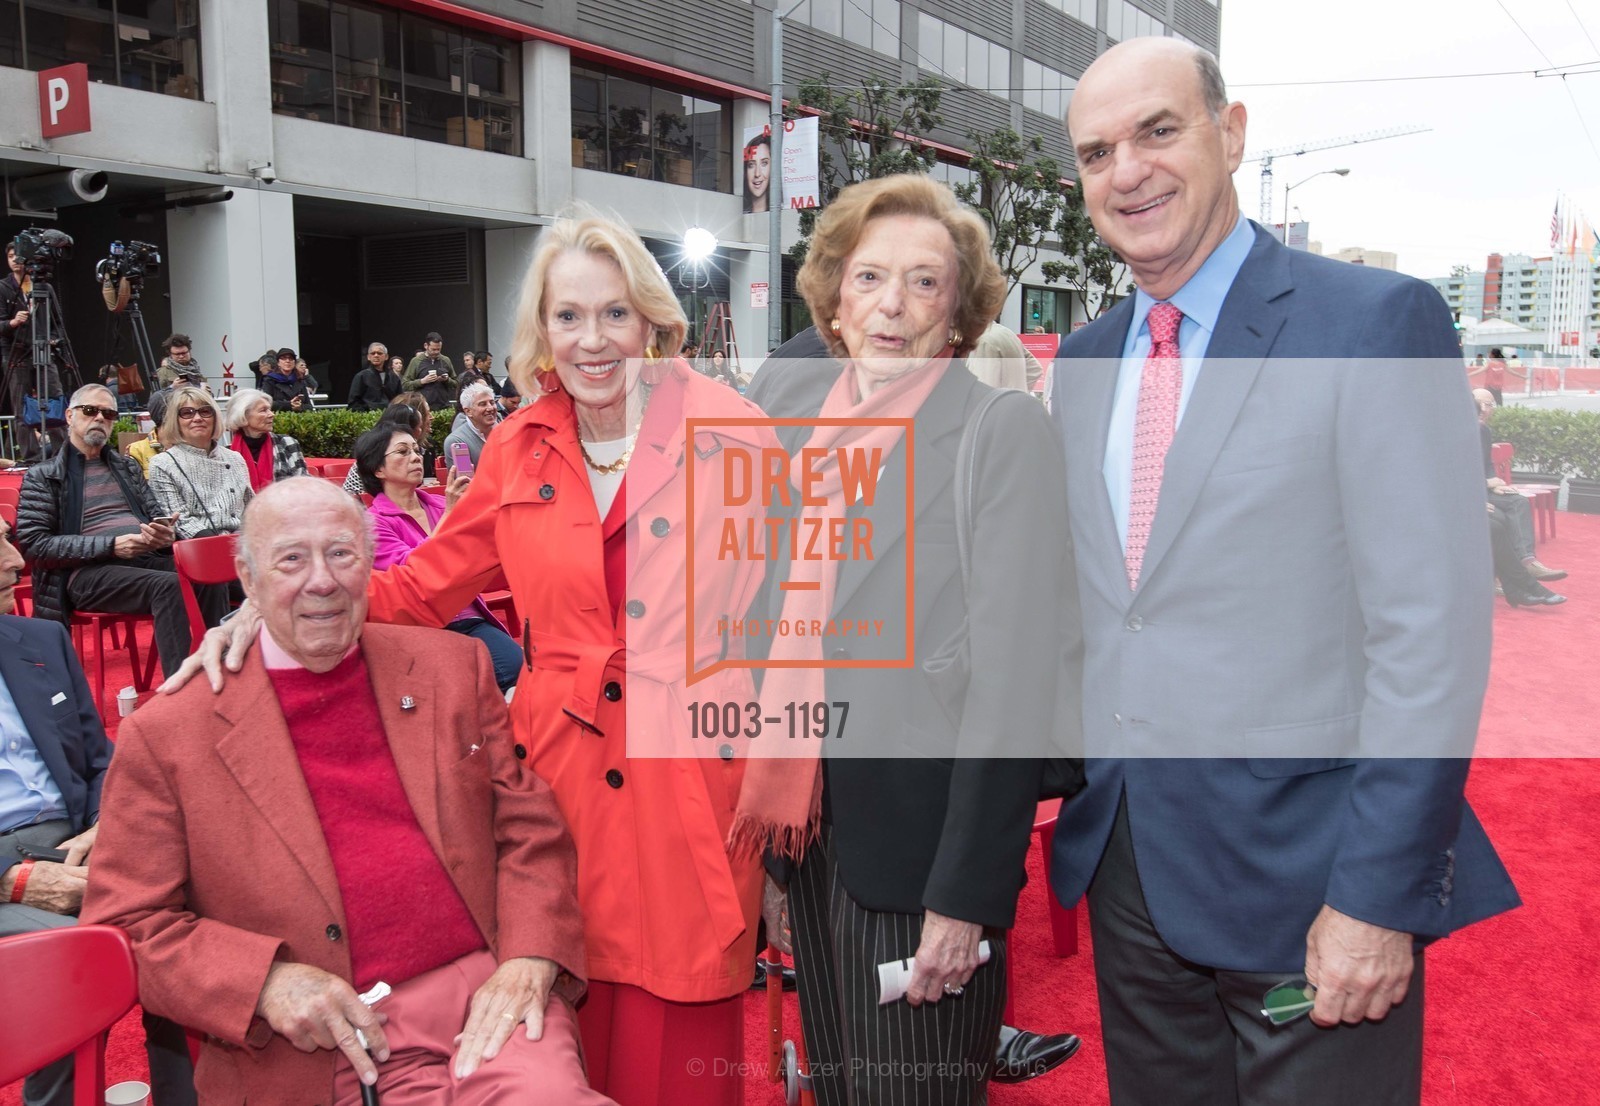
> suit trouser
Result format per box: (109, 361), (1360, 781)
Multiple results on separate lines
(787, 824), (1007, 1106)
(1088, 797), (1424, 1106)
(0, 820), (196, 1106)
(328, 948), (612, 1105)
(1489, 491), (1536, 561)
(64, 552), (229, 679)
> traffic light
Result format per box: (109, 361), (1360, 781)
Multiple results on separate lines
(1453, 311), (1463, 331)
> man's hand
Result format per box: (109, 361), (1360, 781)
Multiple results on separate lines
(159, 598), (261, 694)
(255, 962), (390, 1086)
(454, 957), (559, 1079)
(1303, 904), (1413, 1026)
(140, 520), (176, 551)
(114, 533), (150, 559)
(762, 875), (791, 955)
(9, 309), (27, 328)
(0, 861), (88, 914)
(906, 910), (983, 1007)
(60, 823), (99, 867)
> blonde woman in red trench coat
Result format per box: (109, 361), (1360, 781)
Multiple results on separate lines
(169, 214), (779, 1106)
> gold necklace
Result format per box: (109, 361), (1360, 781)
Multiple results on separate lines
(576, 384), (651, 475)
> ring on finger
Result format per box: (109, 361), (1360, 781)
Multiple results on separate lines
(942, 982), (964, 996)
(501, 1013), (517, 1021)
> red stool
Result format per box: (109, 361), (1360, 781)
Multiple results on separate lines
(1003, 798), (1079, 1023)
(70, 610), (159, 723)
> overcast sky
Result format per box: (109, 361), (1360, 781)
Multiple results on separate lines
(1217, 0), (1600, 278)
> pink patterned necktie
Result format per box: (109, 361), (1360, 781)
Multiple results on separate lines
(1126, 302), (1184, 590)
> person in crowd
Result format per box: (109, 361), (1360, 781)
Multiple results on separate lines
(354, 424), (522, 690)
(3, 241), (62, 462)
(342, 393), (434, 497)
(1050, 38), (1518, 1104)
(967, 321), (1033, 391)
(146, 385), (251, 541)
(458, 352), (499, 403)
(741, 174), (1080, 1105)
(84, 479), (609, 1105)
(225, 387), (309, 491)
(251, 350), (274, 390)
(169, 211), (779, 1106)
(404, 331), (458, 410)
(0, 515), (197, 1106)
(262, 347), (312, 412)
(295, 357), (320, 405)
(1468, 346), (1525, 405)
(477, 351), (497, 390)
(1488, 500), (1566, 606)
(15, 384), (226, 677)
(443, 381), (499, 468)
(1473, 387), (1565, 585)
(124, 388), (169, 478)
(347, 341), (403, 411)
(388, 354), (407, 379)
(742, 132), (771, 214)
(496, 377), (520, 418)
(156, 333), (206, 390)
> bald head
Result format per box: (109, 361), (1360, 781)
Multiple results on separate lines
(241, 477), (371, 571)
(1065, 36), (1246, 301)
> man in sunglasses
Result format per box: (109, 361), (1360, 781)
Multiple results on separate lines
(15, 383), (226, 678)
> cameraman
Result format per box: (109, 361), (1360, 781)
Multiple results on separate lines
(3, 241), (63, 463)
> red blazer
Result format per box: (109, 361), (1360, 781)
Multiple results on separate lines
(81, 624), (585, 1106)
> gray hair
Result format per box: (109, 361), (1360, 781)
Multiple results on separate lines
(238, 476), (375, 574)
(69, 383), (113, 407)
(367, 341), (388, 357)
(1195, 47), (1227, 121)
(224, 387), (273, 432)
(459, 381), (495, 408)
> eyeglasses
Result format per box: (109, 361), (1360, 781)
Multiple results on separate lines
(1260, 979), (1317, 1026)
(177, 407), (215, 421)
(385, 446), (423, 460)
(73, 404), (119, 421)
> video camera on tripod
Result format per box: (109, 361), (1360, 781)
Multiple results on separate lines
(11, 226), (75, 281)
(3, 227), (78, 460)
(96, 240), (162, 312)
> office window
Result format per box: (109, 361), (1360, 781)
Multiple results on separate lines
(1107, 0), (1165, 41)
(0, 0), (200, 97)
(928, 158), (977, 193)
(1038, 0), (1094, 24)
(917, 13), (1008, 97)
(570, 64), (731, 193)
(270, 0), (521, 154)
(793, 0), (898, 59)
(1021, 57), (1072, 119)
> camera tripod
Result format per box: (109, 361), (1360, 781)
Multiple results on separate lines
(2, 277), (80, 462)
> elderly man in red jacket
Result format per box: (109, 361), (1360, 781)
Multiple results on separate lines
(83, 478), (612, 1105)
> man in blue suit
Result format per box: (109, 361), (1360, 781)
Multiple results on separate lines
(0, 516), (194, 1106)
(1049, 38), (1518, 1104)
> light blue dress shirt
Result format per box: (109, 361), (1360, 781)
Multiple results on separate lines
(0, 672), (68, 833)
(1102, 214), (1257, 549)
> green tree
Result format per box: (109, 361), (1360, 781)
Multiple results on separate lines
(1039, 182), (1132, 321)
(951, 129), (1065, 297)
(788, 73), (944, 263)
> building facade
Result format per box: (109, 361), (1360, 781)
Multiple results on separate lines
(1428, 253), (1600, 338)
(0, 0), (1221, 402)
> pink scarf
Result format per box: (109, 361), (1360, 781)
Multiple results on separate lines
(730, 352), (952, 860)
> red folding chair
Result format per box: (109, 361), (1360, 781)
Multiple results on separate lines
(1492, 441), (1558, 542)
(0, 924), (138, 1106)
(0, 485), (19, 510)
(172, 533), (240, 650)
(1003, 798), (1079, 1023)
(319, 459), (354, 482)
(70, 611), (159, 723)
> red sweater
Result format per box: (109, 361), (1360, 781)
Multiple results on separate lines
(269, 652), (484, 990)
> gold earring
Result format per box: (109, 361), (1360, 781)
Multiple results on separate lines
(829, 318), (842, 335)
(644, 344), (661, 362)
(947, 328), (962, 347)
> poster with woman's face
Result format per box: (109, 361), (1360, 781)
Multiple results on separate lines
(742, 125), (772, 214)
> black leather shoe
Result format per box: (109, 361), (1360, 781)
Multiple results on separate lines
(991, 1024), (1081, 1084)
(1505, 588), (1567, 607)
(751, 959), (798, 991)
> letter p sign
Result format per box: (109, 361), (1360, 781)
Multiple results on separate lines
(38, 64), (91, 139)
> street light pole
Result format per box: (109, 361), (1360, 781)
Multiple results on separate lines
(1282, 168), (1349, 250)
(768, 0), (809, 351)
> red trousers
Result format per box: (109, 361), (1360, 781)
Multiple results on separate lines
(577, 980), (744, 1106)
(331, 950), (614, 1105)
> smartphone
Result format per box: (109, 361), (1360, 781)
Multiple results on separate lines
(448, 441), (474, 477)
(17, 845), (70, 863)
(150, 513), (180, 528)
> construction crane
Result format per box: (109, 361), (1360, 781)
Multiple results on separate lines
(1242, 125), (1431, 223)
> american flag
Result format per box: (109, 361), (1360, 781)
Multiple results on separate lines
(1551, 199), (1561, 248)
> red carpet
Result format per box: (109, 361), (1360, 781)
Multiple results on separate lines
(7, 515), (1600, 1105)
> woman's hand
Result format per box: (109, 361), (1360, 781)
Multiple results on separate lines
(444, 466), (472, 513)
(159, 599), (262, 694)
(905, 910), (983, 1007)
(762, 875), (791, 955)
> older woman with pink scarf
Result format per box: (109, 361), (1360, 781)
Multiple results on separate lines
(736, 174), (1082, 1105)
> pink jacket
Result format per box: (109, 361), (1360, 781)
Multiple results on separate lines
(368, 490), (505, 630)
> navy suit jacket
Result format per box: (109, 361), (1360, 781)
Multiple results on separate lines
(1049, 222), (1519, 971)
(0, 615), (112, 873)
